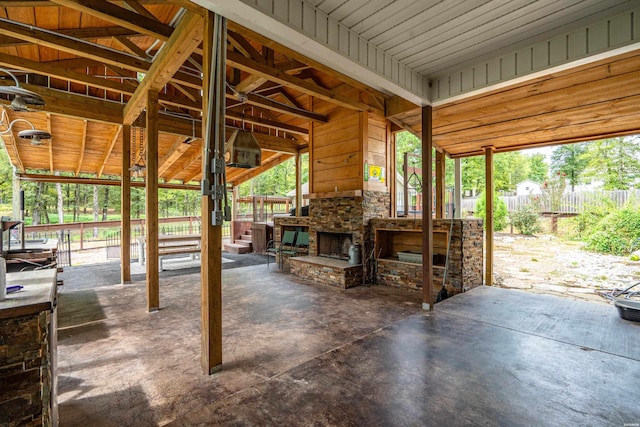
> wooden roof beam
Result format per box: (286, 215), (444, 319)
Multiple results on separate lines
(122, 0), (157, 20)
(0, 109), (24, 172)
(158, 136), (193, 176)
(225, 110), (308, 136)
(16, 173), (200, 190)
(123, 10), (203, 125)
(0, 18), (201, 89)
(0, 27), (141, 48)
(49, 0), (173, 41)
(163, 148), (201, 183)
(75, 120), (87, 176)
(227, 50), (383, 115)
(97, 125), (122, 177)
(226, 88), (327, 123)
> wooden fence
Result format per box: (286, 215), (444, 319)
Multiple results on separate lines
(461, 189), (640, 214)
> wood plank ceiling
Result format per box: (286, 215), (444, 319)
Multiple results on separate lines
(0, 1), (389, 187)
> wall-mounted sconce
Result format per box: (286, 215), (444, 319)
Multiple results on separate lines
(0, 68), (46, 111)
(0, 109), (52, 146)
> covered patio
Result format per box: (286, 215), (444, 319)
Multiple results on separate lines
(56, 260), (640, 425)
(1, 0), (640, 425)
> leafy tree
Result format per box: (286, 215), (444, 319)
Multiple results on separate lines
(474, 190), (508, 231)
(527, 153), (548, 183)
(461, 156), (484, 196)
(0, 143), (13, 205)
(493, 152), (529, 192)
(550, 143), (588, 191)
(582, 137), (640, 190)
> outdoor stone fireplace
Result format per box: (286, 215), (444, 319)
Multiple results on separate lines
(285, 190), (390, 288)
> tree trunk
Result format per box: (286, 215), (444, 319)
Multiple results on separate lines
(102, 187), (109, 221)
(56, 173), (64, 224)
(73, 184), (79, 222)
(32, 182), (43, 225)
(93, 185), (99, 238)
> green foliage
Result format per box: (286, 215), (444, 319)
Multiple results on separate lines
(550, 143), (588, 191)
(585, 207), (640, 255)
(582, 137), (640, 190)
(509, 204), (541, 235)
(571, 196), (617, 238)
(475, 190), (508, 231)
(527, 153), (548, 183)
(240, 154), (309, 197)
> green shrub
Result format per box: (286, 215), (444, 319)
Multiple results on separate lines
(585, 208), (640, 255)
(509, 205), (541, 235)
(475, 190), (508, 231)
(572, 196), (616, 238)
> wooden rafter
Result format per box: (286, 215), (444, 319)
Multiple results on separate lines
(49, 0), (173, 41)
(226, 88), (327, 123)
(0, 26), (141, 48)
(227, 50), (383, 115)
(225, 110), (308, 136)
(0, 18), (201, 89)
(0, 109), (24, 172)
(158, 136), (193, 177)
(97, 125), (122, 177)
(112, 35), (149, 58)
(122, 0), (156, 20)
(123, 10), (203, 125)
(17, 173), (199, 190)
(75, 120), (87, 176)
(228, 30), (265, 63)
(164, 147), (201, 183)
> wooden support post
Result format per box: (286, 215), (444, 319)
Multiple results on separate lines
(121, 124), (131, 284)
(422, 105), (434, 311)
(403, 152), (409, 217)
(484, 146), (494, 287)
(146, 92), (159, 311)
(79, 222), (84, 250)
(435, 150), (445, 218)
(454, 158), (462, 219)
(295, 151), (302, 216)
(201, 10), (223, 375)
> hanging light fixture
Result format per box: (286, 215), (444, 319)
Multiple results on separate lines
(129, 115), (146, 177)
(0, 109), (51, 146)
(0, 68), (46, 111)
(224, 110), (261, 168)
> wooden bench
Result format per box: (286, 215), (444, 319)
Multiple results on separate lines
(138, 234), (201, 270)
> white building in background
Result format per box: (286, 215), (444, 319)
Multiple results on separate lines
(516, 180), (542, 196)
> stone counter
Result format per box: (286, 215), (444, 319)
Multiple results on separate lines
(0, 269), (58, 426)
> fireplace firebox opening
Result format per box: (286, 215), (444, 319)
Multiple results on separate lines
(317, 232), (353, 260)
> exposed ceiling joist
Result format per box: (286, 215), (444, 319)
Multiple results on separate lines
(158, 137), (193, 176)
(164, 148), (201, 183)
(226, 88), (327, 123)
(0, 18), (201, 89)
(75, 120), (87, 176)
(49, 0), (173, 41)
(227, 50), (383, 115)
(0, 26), (141, 48)
(0, 109), (24, 173)
(97, 125), (122, 177)
(225, 110), (308, 136)
(123, 10), (203, 125)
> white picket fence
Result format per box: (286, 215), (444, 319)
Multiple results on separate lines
(461, 189), (640, 214)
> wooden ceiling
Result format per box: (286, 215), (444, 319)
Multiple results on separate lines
(0, 1), (391, 187)
(387, 49), (640, 158)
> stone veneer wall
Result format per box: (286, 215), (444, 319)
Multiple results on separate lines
(0, 311), (53, 426)
(369, 218), (483, 294)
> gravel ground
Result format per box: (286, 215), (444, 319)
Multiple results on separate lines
(493, 233), (640, 303)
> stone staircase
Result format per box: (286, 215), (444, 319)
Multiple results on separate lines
(223, 229), (253, 254)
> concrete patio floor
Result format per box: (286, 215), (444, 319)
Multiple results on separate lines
(56, 258), (640, 426)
